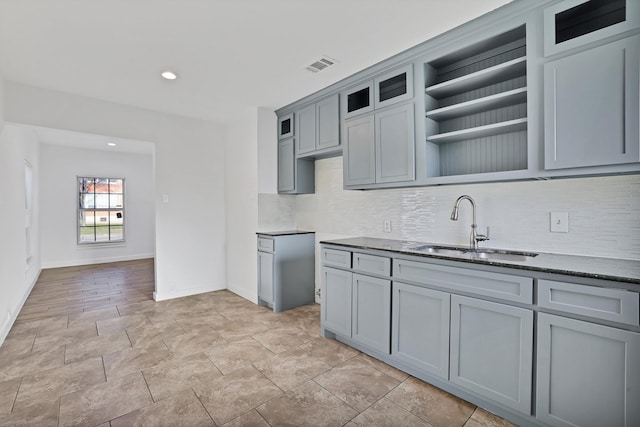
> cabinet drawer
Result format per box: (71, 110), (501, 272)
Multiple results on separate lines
(538, 280), (640, 326)
(257, 237), (274, 252)
(321, 248), (351, 269)
(393, 259), (532, 304)
(353, 253), (391, 277)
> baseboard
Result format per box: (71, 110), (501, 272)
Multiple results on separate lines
(226, 283), (258, 304)
(0, 266), (42, 347)
(153, 283), (225, 302)
(41, 253), (155, 269)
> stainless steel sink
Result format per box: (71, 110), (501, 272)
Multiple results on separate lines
(409, 245), (538, 262)
(409, 245), (469, 256)
(469, 248), (539, 262)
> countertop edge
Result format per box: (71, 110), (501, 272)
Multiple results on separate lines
(320, 237), (640, 286)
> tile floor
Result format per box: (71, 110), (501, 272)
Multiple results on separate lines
(0, 259), (515, 426)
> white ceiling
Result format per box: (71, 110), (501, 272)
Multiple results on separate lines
(0, 0), (512, 124)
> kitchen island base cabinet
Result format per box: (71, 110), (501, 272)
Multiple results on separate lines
(450, 295), (533, 414)
(536, 313), (640, 427)
(392, 282), (450, 379)
(257, 233), (315, 313)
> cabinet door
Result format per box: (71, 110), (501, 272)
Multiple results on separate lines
(375, 103), (415, 183)
(321, 267), (352, 337)
(342, 81), (374, 119)
(278, 114), (294, 139)
(374, 64), (414, 109)
(536, 313), (640, 427)
(343, 114), (375, 186)
(317, 94), (340, 151)
(450, 295), (533, 414)
(352, 273), (391, 353)
(544, 35), (640, 170)
(257, 251), (274, 305)
(277, 138), (295, 193)
(296, 104), (316, 155)
(392, 282), (450, 379)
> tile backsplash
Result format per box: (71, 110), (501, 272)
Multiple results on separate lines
(260, 157), (640, 260)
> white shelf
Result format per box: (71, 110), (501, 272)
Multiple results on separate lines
(427, 118), (528, 144)
(426, 57), (527, 98)
(426, 87), (527, 121)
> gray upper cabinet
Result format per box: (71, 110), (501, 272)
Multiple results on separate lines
(317, 94), (340, 151)
(342, 81), (374, 120)
(278, 113), (293, 140)
(544, 35), (640, 170)
(276, 0), (640, 190)
(344, 114), (376, 186)
(374, 64), (414, 110)
(536, 313), (640, 427)
(424, 26), (529, 179)
(278, 138), (295, 192)
(543, 0), (640, 57)
(278, 137), (314, 194)
(375, 103), (415, 183)
(296, 94), (341, 157)
(344, 102), (415, 188)
(296, 103), (317, 155)
(450, 294), (533, 414)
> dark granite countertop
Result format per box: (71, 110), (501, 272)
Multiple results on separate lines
(257, 230), (315, 236)
(320, 237), (640, 285)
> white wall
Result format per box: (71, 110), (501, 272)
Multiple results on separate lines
(39, 144), (155, 267)
(257, 108), (278, 194)
(255, 157), (640, 299)
(5, 81), (227, 301)
(295, 157), (640, 260)
(0, 124), (41, 343)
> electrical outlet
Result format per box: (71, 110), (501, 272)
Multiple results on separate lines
(383, 220), (392, 233)
(550, 212), (569, 233)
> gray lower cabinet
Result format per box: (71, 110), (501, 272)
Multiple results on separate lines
(392, 282), (450, 379)
(536, 313), (640, 427)
(257, 233), (315, 312)
(544, 35), (640, 170)
(450, 295), (533, 414)
(343, 102), (415, 188)
(321, 266), (352, 337)
(321, 267), (392, 354)
(257, 251), (274, 306)
(352, 273), (391, 353)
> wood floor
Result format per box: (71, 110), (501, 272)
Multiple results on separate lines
(0, 259), (514, 426)
(15, 259), (155, 323)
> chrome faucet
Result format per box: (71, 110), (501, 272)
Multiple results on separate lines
(450, 195), (490, 250)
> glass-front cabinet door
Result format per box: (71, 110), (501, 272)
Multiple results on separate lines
(374, 64), (414, 109)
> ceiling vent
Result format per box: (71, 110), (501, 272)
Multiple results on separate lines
(305, 56), (335, 73)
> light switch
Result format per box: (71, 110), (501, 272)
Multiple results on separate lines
(550, 212), (569, 233)
(162, 194), (169, 203)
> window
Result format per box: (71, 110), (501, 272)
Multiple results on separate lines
(78, 177), (125, 244)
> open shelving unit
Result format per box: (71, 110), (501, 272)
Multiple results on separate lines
(425, 26), (528, 177)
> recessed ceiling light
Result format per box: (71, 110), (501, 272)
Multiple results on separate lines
(161, 71), (177, 80)
(107, 142), (117, 147)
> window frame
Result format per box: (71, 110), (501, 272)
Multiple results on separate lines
(77, 176), (126, 245)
